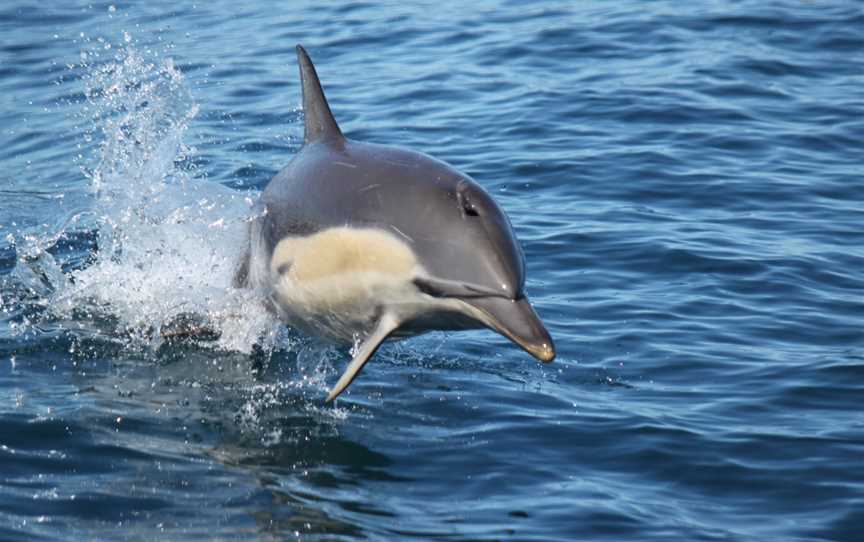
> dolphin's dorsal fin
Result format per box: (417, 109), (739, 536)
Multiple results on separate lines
(296, 45), (344, 145)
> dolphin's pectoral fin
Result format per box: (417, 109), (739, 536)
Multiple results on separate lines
(326, 312), (401, 402)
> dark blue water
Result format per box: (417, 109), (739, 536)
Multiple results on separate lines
(2, 1), (863, 540)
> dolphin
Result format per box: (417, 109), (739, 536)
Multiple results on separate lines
(235, 45), (555, 401)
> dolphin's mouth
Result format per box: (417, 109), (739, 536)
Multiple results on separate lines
(413, 275), (514, 300)
(411, 275), (555, 363)
(458, 295), (556, 363)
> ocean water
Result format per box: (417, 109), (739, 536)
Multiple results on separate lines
(1, 1), (863, 540)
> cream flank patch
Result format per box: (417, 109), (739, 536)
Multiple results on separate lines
(270, 227), (417, 282)
(267, 227), (426, 340)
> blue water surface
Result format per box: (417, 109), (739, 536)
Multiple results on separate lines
(1, 1), (863, 540)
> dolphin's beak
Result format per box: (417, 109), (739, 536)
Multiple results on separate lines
(462, 296), (555, 362)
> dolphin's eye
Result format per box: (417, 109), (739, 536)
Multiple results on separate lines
(464, 203), (480, 217)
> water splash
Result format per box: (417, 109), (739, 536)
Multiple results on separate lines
(0, 44), (280, 355)
(66, 46), (278, 352)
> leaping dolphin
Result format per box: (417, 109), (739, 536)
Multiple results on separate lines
(235, 45), (555, 401)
